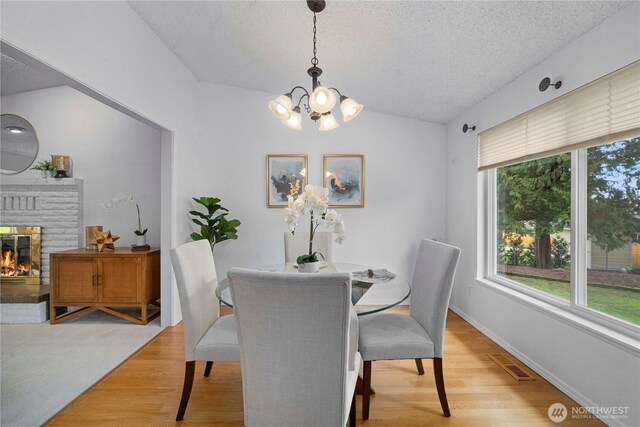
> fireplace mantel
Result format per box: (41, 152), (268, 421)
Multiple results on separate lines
(0, 174), (83, 187)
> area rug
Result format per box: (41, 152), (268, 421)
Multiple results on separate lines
(0, 310), (164, 426)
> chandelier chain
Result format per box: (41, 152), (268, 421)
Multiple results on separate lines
(311, 12), (318, 66)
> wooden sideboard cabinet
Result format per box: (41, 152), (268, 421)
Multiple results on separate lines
(50, 247), (160, 325)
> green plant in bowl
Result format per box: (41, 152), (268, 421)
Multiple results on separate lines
(30, 159), (55, 171)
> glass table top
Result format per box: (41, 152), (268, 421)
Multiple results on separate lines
(216, 262), (411, 316)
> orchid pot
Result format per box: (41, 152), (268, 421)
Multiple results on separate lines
(298, 261), (322, 273)
(135, 234), (147, 247)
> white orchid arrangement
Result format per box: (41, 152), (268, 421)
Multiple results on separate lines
(100, 193), (147, 236)
(285, 185), (345, 264)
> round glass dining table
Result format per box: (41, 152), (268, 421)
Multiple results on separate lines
(216, 262), (411, 316)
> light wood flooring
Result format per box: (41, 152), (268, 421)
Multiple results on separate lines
(46, 307), (603, 426)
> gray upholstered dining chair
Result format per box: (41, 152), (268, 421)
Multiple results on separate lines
(227, 268), (360, 427)
(284, 231), (333, 262)
(358, 238), (461, 420)
(169, 240), (239, 421)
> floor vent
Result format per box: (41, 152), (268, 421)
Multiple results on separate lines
(488, 353), (536, 381)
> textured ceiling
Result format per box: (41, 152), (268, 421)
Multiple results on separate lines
(1, 53), (69, 96)
(131, 1), (627, 123)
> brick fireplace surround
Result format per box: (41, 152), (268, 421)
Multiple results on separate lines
(0, 174), (83, 323)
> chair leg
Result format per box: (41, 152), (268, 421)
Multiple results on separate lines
(204, 361), (213, 377)
(415, 358), (425, 375)
(433, 358), (451, 417)
(349, 392), (356, 427)
(362, 360), (372, 420)
(176, 361), (195, 421)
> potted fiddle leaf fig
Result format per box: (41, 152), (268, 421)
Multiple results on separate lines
(189, 197), (241, 250)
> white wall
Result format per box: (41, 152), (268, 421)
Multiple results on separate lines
(196, 83), (446, 284)
(1, 86), (161, 247)
(445, 5), (640, 426)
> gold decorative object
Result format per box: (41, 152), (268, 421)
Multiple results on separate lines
(51, 154), (71, 178)
(85, 226), (103, 250)
(89, 230), (119, 252)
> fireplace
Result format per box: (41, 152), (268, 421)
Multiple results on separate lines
(0, 226), (41, 285)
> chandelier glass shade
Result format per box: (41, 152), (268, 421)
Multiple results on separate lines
(339, 96), (363, 122)
(309, 86), (336, 114)
(268, 0), (362, 131)
(319, 112), (340, 131)
(282, 106), (303, 130)
(269, 94), (292, 120)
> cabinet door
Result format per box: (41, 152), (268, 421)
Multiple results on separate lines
(99, 257), (141, 303)
(54, 257), (96, 303)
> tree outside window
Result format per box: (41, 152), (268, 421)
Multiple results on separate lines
(495, 137), (640, 325)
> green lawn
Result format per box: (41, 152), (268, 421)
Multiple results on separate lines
(500, 274), (640, 326)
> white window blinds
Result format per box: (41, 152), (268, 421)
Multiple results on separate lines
(478, 61), (640, 170)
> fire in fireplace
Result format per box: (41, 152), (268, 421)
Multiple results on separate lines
(0, 226), (41, 285)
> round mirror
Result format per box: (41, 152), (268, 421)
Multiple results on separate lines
(1, 114), (39, 174)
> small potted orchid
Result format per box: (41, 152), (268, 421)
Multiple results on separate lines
(101, 194), (148, 246)
(285, 185), (346, 273)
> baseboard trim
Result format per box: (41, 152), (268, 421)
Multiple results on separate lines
(449, 305), (629, 427)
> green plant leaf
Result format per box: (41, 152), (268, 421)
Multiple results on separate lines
(200, 225), (212, 242)
(296, 253), (318, 264)
(189, 210), (210, 220)
(190, 232), (204, 241)
(189, 196), (240, 249)
(225, 219), (241, 228)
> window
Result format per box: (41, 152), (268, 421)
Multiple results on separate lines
(479, 61), (640, 332)
(585, 140), (640, 325)
(491, 139), (639, 327)
(496, 153), (571, 302)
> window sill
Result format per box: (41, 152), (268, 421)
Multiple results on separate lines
(475, 277), (640, 357)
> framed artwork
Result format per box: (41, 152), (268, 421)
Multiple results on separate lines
(323, 154), (365, 208)
(266, 154), (308, 207)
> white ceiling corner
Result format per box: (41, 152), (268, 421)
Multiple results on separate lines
(128, 1), (631, 124)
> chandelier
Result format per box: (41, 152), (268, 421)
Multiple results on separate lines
(268, 0), (363, 131)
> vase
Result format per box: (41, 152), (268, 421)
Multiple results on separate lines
(135, 234), (147, 247)
(298, 261), (321, 273)
(85, 225), (103, 250)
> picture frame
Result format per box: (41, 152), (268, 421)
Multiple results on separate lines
(323, 154), (365, 208)
(266, 154), (308, 208)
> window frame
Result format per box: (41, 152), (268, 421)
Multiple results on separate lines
(481, 147), (640, 339)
